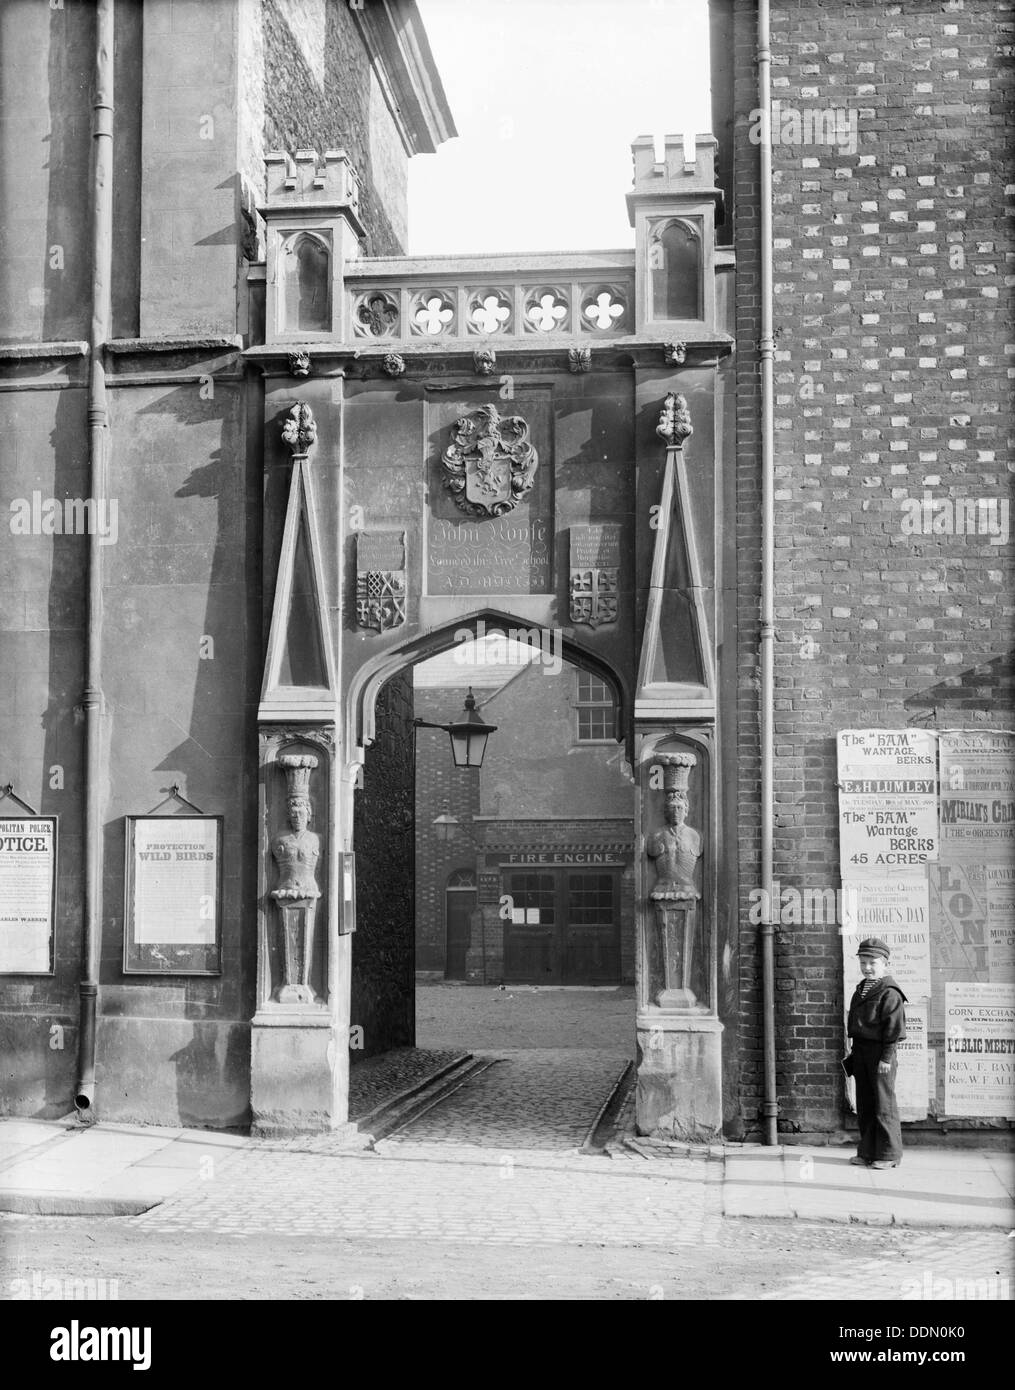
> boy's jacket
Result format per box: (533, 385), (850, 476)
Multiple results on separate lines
(847, 974), (908, 1062)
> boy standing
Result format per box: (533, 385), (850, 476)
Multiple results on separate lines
(845, 936), (907, 1169)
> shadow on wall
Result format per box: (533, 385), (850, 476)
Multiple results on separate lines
(904, 651), (1015, 723)
(170, 1021), (251, 1130)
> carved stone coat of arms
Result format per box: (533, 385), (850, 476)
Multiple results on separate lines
(441, 403), (538, 518)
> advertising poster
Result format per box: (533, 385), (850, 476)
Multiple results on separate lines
(840, 877), (931, 1000)
(896, 1003), (929, 1121)
(837, 729), (938, 874)
(944, 982), (1015, 1119)
(0, 818), (57, 974)
(938, 730), (1015, 866)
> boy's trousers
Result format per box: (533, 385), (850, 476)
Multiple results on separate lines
(852, 1039), (903, 1164)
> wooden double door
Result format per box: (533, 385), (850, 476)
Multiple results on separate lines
(503, 869), (621, 985)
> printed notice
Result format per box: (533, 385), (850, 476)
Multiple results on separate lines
(0, 818), (56, 973)
(944, 981), (1015, 1119)
(896, 1003), (930, 1121)
(837, 729), (938, 873)
(840, 877), (931, 1000)
(971, 863), (1015, 984)
(939, 731), (1015, 864)
(132, 819), (217, 945)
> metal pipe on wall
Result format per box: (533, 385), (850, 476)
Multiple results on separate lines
(757, 0), (779, 1146)
(75, 0), (114, 1116)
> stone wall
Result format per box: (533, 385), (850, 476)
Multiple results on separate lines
(351, 669), (416, 1058)
(724, 0), (1015, 1137)
(263, 0), (406, 254)
(0, 0), (94, 342)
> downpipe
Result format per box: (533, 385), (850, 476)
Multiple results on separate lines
(75, 0), (114, 1119)
(757, 0), (779, 1146)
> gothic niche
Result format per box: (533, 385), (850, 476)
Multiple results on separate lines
(646, 753), (705, 1011)
(441, 403), (538, 518)
(649, 219), (702, 322)
(280, 231), (331, 334)
(270, 753), (323, 1004)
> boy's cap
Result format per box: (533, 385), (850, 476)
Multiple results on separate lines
(856, 937), (890, 960)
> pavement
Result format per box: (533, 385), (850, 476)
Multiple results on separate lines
(1, 986), (1011, 1234)
(1, 1110), (1011, 1231)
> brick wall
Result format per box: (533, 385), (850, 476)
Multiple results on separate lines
(414, 686), (482, 973)
(725, 0), (1015, 1136)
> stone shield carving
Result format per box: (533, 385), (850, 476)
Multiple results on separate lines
(569, 524), (621, 627)
(441, 404), (538, 518)
(356, 531), (406, 632)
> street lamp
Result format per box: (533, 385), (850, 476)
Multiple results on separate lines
(431, 812), (461, 843)
(414, 687), (497, 769)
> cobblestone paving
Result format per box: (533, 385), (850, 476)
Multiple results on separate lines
(380, 1049), (630, 1153)
(138, 1146), (721, 1249)
(347, 1047), (466, 1120)
(134, 1144), (1011, 1300)
(128, 988), (1012, 1299)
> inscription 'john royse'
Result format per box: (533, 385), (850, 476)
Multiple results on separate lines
(428, 516), (551, 595)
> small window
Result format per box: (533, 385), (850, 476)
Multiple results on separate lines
(575, 671), (615, 742)
(649, 219), (701, 321)
(447, 868), (476, 889)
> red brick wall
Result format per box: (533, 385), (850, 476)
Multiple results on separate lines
(414, 686), (482, 973)
(724, 0), (1015, 1136)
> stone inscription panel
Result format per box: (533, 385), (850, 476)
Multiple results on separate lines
(428, 515), (551, 595)
(427, 395), (552, 595)
(357, 531), (405, 572)
(570, 524), (622, 571)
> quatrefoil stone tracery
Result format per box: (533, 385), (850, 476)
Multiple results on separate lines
(470, 293), (511, 335)
(526, 291), (568, 332)
(413, 294), (455, 335)
(356, 292), (398, 337)
(583, 289), (626, 330)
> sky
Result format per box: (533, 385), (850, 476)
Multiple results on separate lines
(414, 635), (543, 688)
(408, 0), (712, 256)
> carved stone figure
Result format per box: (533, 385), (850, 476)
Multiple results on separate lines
(270, 754), (321, 1004)
(647, 756), (701, 901)
(663, 342), (687, 366)
(647, 753), (702, 1011)
(568, 347), (591, 373)
(288, 351), (311, 378)
(473, 348), (496, 376)
(382, 352), (406, 377)
(441, 403), (538, 518)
